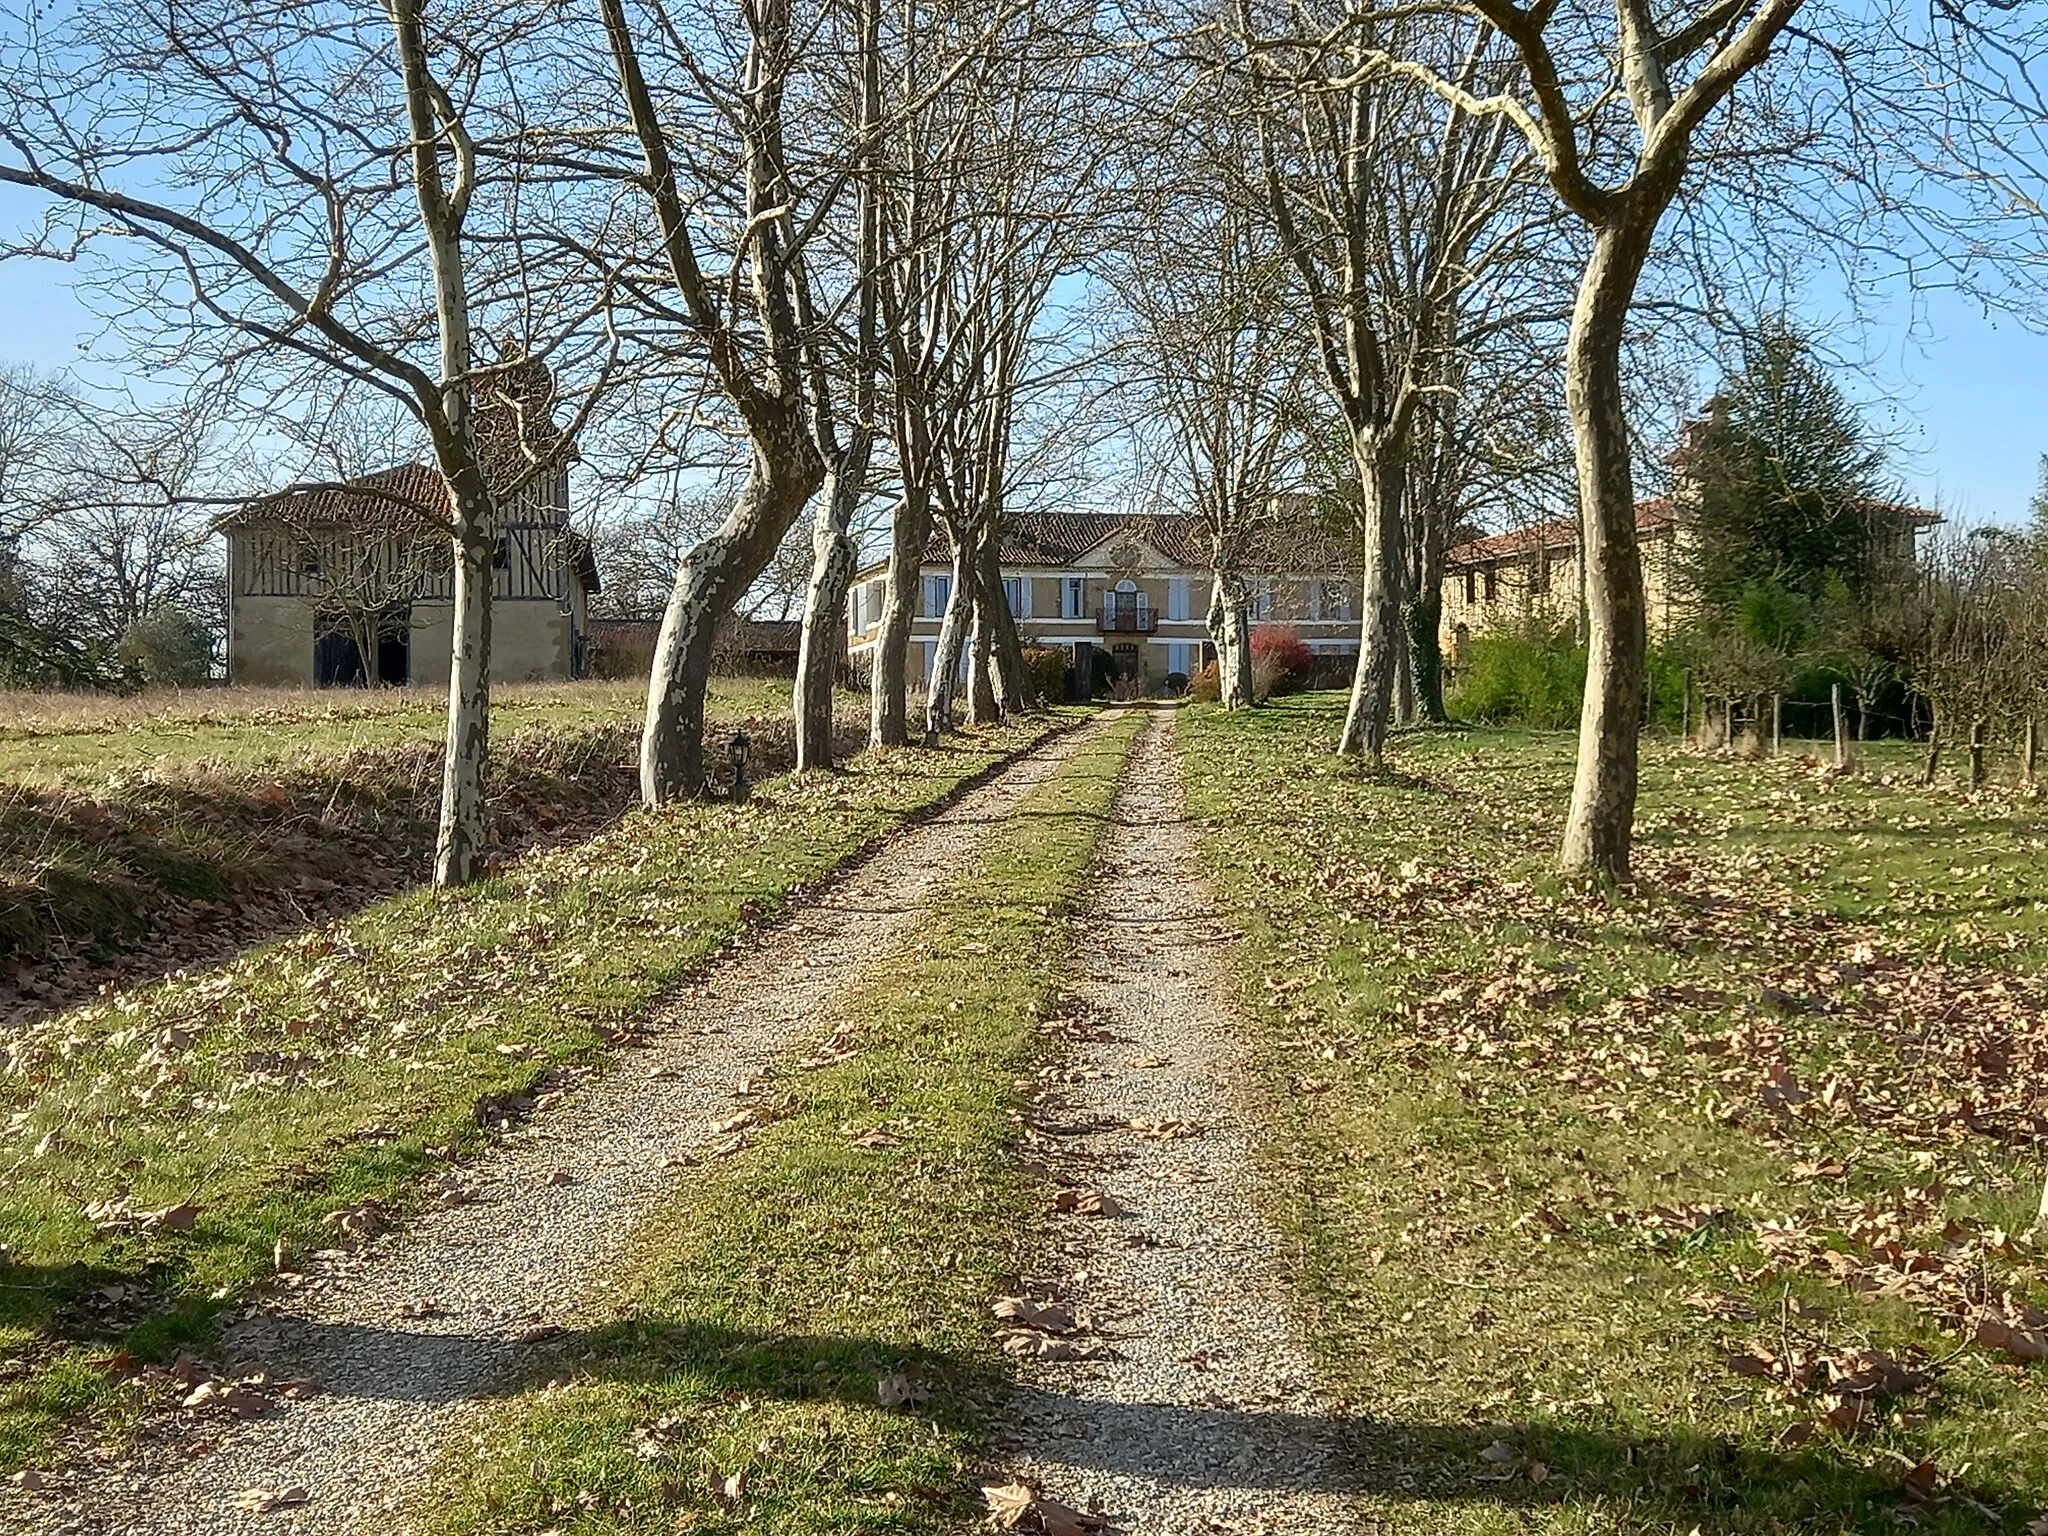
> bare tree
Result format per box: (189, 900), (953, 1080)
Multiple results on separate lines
(594, 0), (846, 801)
(1224, 9), (1548, 766)
(0, 0), (611, 884)
(1106, 123), (1313, 710)
(1316, 0), (1810, 869)
(792, 0), (884, 772)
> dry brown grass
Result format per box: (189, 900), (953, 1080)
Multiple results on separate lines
(0, 680), (651, 737)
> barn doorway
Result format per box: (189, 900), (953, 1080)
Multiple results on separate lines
(314, 609), (410, 687)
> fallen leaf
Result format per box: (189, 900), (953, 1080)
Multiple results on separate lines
(992, 1296), (1076, 1334)
(1052, 1187), (1122, 1218)
(230, 1486), (308, 1513)
(1127, 1118), (1202, 1140)
(1900, 1458), (1938, 1501)
(980, 1482), (1109, 1534)
(1479, 1439), (1519, 1464)
(983, 1484), (1035, 1529)
(139, 1202), (201, 1233)
(875, 1372), (930, 1407)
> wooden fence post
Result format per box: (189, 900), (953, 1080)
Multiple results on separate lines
(2025, 719), (2039, 790)
(1681, 669), (1692, 745)
(1772, 693), (1783, 758)
(1970, 719), (1987, 788)
(1832, 683), (1854, 773)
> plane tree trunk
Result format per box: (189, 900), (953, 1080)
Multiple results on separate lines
(1557, 214), (1662, 880)
(869, 490), (931, 746)
(924, 529), (973, 739)
(794, 441), (868, 771)
(644, 427), (824, 801)
(1338, 440), (1408, 765)
(973, 514), (1031, 713)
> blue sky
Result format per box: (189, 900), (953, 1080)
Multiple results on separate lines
(5, 200), (2045, 526)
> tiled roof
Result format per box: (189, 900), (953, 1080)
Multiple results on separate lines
(1447, 501), (1677, 568)
(904, 510), (1361, 575)
(222, 364), (573, 530)
(1446, 494), (1939, 569)
(219, 461), (453, 530)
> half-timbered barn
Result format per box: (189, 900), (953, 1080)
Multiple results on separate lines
(220, 368), (597, 686)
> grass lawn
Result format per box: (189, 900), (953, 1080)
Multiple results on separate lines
(0, 711), (1075, 1475)
(0, 679), (793, 784)
(418, 710), (1148, 1536)
(1179, 696), (2048, 1534)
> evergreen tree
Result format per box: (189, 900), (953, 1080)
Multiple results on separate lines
(1683, 321), (1894, 629)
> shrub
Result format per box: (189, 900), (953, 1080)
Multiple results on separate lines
(1088, 648), (1119, 699)
(1189, 661), (1221, 703)
(1019, 646), (1068, 705)
(1251, 625), (1314, 698)
(1450, 616), (1686, 730)
(117, 607), (215, 687)
(1448, 618), (1586, 728)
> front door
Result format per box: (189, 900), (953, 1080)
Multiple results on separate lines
(1070, 641), (1094, 702)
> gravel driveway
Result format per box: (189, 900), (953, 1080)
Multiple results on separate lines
(995, 710), (1372, 1534)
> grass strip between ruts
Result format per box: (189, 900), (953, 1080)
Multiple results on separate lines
(420, 709), (1148, 1536)
(0, 711), (1077, 1474)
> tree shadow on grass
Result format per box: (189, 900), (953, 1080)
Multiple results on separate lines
(152, 1313), (2010, 1532)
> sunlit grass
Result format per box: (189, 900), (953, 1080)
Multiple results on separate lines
(0, 711), (1068, 1474)
(1181, 697), (2048, 1533)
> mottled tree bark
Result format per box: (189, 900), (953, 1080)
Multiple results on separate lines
(923, 531), (973, 740)
(1558, 217), (1660, 879)
(644, 431), (823, 801)
(967, 580), (999, 725)
(1338, 445), (1407, 765)
(973, 515), (1031, 714)
(869, 491), (931, 746)
(794, 449), (866, 771)
(1206, 573), (1254, 708)
(435, 515), (493, 883)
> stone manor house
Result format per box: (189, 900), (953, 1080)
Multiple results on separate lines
(1437, 496), (1940, 660)
(220, 366), (598, 687)
(843, 511), (1364, 691)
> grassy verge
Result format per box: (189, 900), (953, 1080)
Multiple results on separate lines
(0, 711), (1077, 1474)
(2, 681), (863, 1006)
(1179, 697), (2048, 1534)
(418, 709), (1146, 1536)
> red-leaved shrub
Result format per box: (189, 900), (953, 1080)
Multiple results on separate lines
(1250, 625), (1313, 697)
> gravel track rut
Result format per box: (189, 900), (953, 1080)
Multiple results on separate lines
(997, 710), (1369, 1534)
(11, 715), (1116, 1536)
